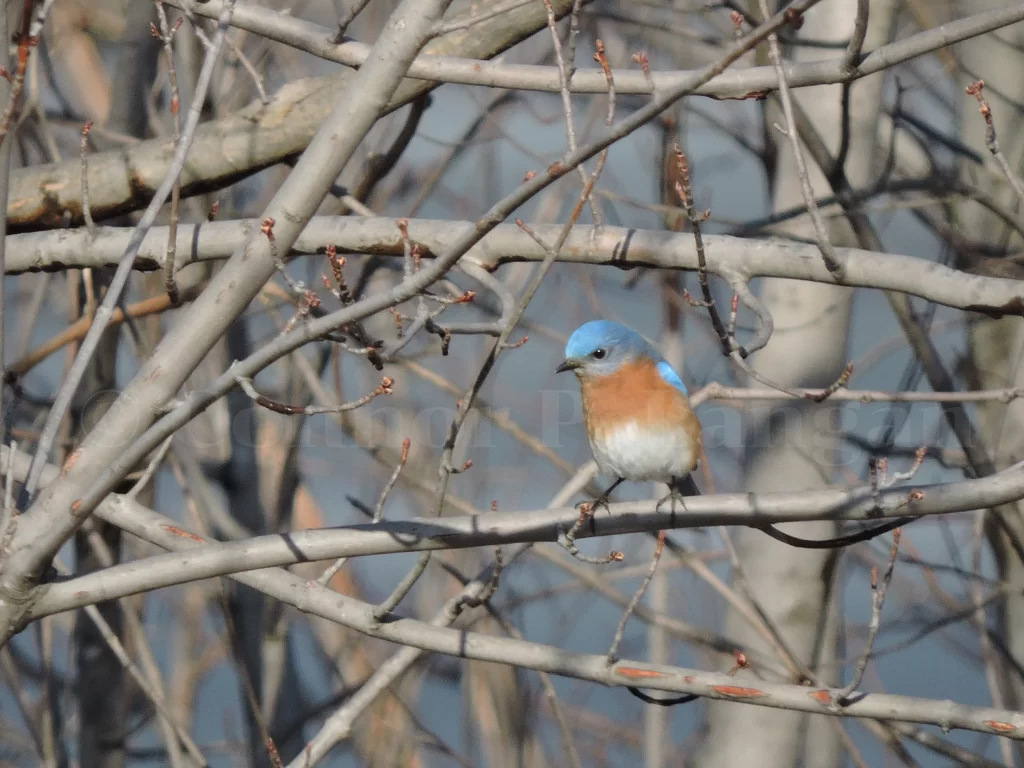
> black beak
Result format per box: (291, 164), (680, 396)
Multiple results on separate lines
(555, 359), (578, 374)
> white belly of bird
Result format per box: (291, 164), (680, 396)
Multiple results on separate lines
(590, 421), (696, 483)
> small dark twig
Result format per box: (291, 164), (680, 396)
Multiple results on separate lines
(350, 94), (430, 206)
(758, 448), (925, 549)
(807, 362), (854, 403)
(626, 687), (698, 707)
(756, 517), (910, 550)
(317, 437), (412, 587)
(324, 246), (354, 306)
(832, 0), (868, 186)
(673, 145), (732, 355)
(331, 0), (374, 43)
(235, 373), (392, 416)
(323, 245), (384, 368)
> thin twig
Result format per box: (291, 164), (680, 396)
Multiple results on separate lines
(223, 30), (268, 105)
(127, 435), (173, 500)
(559, 505), (624, 565)
(235, 373), (393, 416)
(322, 245), (384, 368)
(672, 145), (730, 354)
(564, 0), (584, 80)
(315, 437), (412, 586)
(837, 528), (901, 704)
(759, 0), (845, 280)
(373, 551), (432, 619)
(332, 0), (374, 43)
(965, 80), (1024, 204)
(172, 0), (267, 103)
(543, 0), (601, 224)
(606, 530), (666, 663)
(0, 0), (54, 147)
(80, 121), (95, 230)
(155, 0), (184, 306)
(842, 0), (869, 74)
(0, 4), (11, 457)
(375, 437), (410, 522)
(833, 0), (869, 179)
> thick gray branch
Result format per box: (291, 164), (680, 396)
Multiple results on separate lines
(31, 459), (1024, 617)
(8, 446), (1022, 742)
(172, 0), (1024, 101)
(9, 217), (1021, 317)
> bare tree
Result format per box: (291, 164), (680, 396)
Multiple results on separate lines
(0, 0), (1023, 766)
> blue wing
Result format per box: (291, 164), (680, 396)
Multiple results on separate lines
(656, 360), (688, 395)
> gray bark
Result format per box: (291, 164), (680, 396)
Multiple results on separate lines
(958, 3), (1024, 759)
(696, 2), (894, 766)
(74, 6), (160, 766)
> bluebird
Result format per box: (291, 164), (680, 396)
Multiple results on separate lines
(556, 320), (702, 512)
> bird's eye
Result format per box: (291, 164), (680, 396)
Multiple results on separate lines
(592, 348), (607, 360)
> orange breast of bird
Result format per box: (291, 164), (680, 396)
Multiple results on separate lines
(580, 358), (702, 454)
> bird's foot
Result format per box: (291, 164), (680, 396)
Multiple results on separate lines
(656, 489), (689, 516)
(574, 494), (609, 535)
(576, 492), (612, 517)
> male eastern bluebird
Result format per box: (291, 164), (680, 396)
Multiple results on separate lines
(556, 320), (702, 511)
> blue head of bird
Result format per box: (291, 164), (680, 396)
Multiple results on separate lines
(555, 320), (659, 379)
